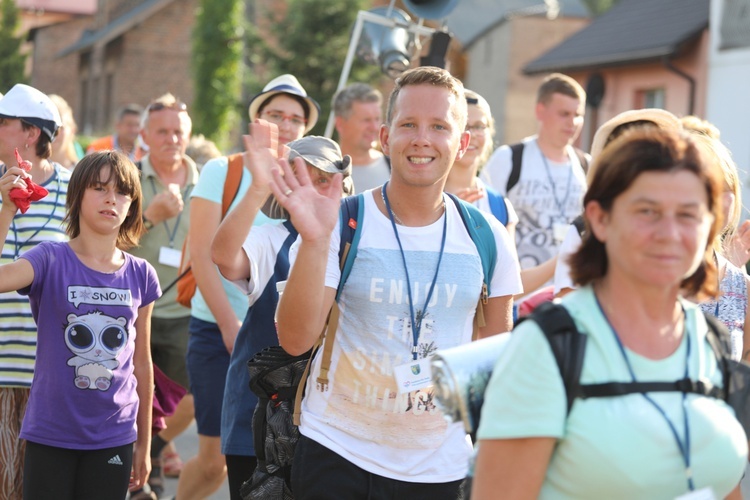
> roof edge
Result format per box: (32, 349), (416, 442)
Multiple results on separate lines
(524, 21), (708, 75)
(57, 0), (175, 58)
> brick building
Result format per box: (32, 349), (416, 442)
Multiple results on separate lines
(31, 0), (196, 135)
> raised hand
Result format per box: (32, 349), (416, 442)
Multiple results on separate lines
(725, 219), (750, 269)
(455, 185), (486, 204)
(243, 120), (285, 196)
(144, 186), (183, 224)
(0, 166), (29, 214)
(270, 156), (342, 243)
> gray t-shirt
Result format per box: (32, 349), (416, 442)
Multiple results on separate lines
(351, 155), (390, 193)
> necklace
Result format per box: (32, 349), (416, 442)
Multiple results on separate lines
(381, 188), (405, 225)
(380, 186), (446, 226)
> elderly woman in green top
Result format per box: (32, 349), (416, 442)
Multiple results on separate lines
(472, 128), (747, 499)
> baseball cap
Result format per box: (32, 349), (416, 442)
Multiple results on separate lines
(0, 84), (61, 141)
(287, 136), (352, 175)
(248, 75), (320, 134)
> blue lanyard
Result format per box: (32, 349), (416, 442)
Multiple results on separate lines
(148, 177), (190, 248)
(595, 296), (695, 491)
(538, 140), (573, 219)
(381, 182), (447, 360)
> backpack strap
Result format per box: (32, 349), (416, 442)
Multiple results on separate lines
(485, 187), (509, 226)
(525, 301), (587, 415)
(579, 378), (723, 400)
(446, 193), (496, 299)
(223, 153), (244, 216)
(445, 192), (497, 340)
(573, 147), (589, 174)
(293, 195), (364, 425)
(703, 312), (732, 402)
(506, 142), (525, 193)
(337, 194), (365, 301)
(528, 305), (731, 415)
(572, 214), (586, 238)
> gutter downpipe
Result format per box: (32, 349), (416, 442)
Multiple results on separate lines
(662, 56), (695, 115)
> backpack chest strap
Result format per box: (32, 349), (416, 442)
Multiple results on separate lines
(578, 378), (725, 400)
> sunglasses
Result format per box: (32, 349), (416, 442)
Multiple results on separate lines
(147, 101), (188, 113)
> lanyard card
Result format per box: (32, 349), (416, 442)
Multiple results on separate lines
(393, 358), (433, 394)
(675, 487), (716, 500)
(158, 246), (182, 268)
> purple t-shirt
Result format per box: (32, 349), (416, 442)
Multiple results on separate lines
(18, 242), (160, 449)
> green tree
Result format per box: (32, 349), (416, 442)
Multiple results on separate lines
(580, 0), (620, 16)
(191, 0), (244, 149)
(249, 0), (383, 136)
(0, 0), (27, 92)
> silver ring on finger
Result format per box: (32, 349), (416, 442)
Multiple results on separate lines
(284, 189), (293, 196)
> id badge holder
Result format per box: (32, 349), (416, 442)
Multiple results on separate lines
(393, 358), (433, 394)
(550, 215), (569, 243)
(674, 487), (716, 500)
(159, 246), (182, 268)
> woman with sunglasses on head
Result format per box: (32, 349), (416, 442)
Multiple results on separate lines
(472, 128), (747, 499)
(445, 90), (555, 299)
(180, 75), (320, 500)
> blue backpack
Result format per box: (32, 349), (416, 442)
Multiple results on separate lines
(484, 187), (509, 227)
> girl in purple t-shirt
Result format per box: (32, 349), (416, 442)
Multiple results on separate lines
(0, 151), (160, 499)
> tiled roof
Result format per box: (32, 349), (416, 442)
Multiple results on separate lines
(524, 0), (709, 74)
(446, 0), (590, 47)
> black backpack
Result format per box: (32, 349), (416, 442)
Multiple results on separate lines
(525, 302), (750, 431)
(506, 142), (589, 193)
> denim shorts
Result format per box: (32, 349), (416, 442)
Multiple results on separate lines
(186, 317), (230, 437)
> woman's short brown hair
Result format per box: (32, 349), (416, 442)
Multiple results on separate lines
(20, 121), (52, 159)
(64, 151), (144, 250)
(569, 128), (723, 299)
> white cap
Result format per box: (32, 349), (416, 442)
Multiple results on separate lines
(0, 84), (61, 141)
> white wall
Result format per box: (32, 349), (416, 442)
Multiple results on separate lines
(707, 0), (750, 218)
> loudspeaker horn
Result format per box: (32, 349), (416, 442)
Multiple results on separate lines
(356, 7), (415, 78)
(403, 0), (459, 20)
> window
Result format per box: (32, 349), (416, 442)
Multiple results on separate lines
(635, 88), (665, 109)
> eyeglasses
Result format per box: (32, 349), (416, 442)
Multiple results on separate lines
(147, 101), (188, 113)
(466, 123), (488, 133)
(262, 111), (307, 128)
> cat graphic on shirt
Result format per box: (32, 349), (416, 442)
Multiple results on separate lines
(64, 311), (128, 391)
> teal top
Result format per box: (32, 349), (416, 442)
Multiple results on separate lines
(477, 286), (748, 499)
(189, 156), (276, 323)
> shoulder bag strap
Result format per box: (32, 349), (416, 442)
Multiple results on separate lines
(222, 153), (244, 217)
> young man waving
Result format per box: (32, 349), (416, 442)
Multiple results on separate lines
(272, 67), (522, 498)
